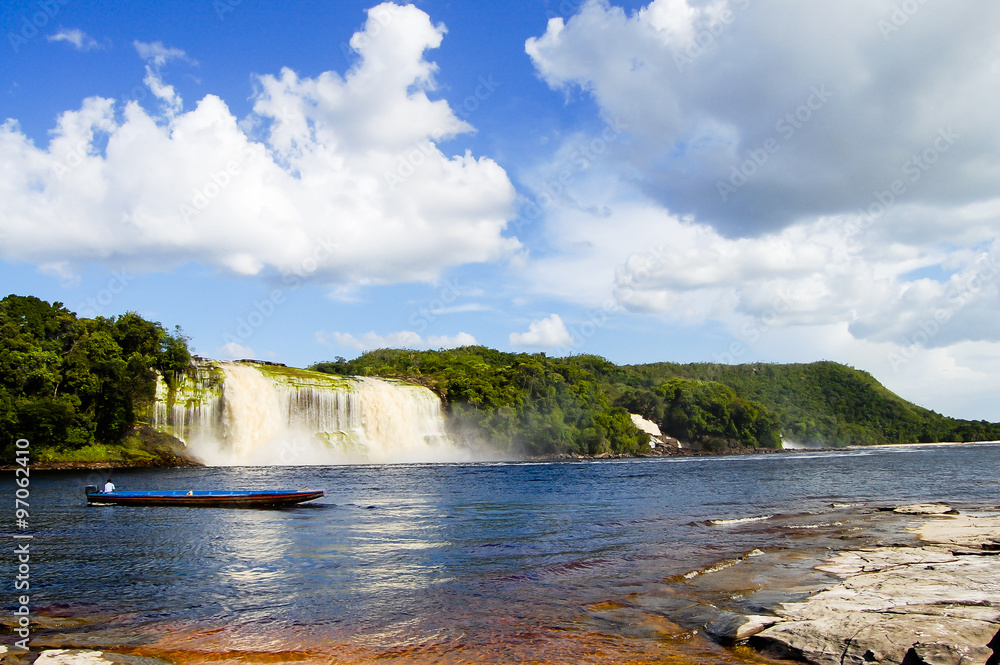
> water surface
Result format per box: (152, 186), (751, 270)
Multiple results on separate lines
(19, 443), (1000, 663)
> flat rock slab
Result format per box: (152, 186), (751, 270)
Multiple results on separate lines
(917, 513), (1000, 550)
(35, 651), (117, 665)
(751, 512), (1000, 665)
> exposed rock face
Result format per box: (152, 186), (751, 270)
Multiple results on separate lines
(628, 413), (682, 450)
(751, 508), (1000, 665)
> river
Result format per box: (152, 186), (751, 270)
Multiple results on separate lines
(18, 442), (1000, 663)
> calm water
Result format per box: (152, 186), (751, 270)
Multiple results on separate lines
(17, 443), (1000, 663)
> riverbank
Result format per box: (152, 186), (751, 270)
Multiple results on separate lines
(0, 426), (201, 471)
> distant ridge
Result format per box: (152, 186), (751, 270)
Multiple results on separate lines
(618, 360), (1000, 447)
(313, 348), (1000, 455)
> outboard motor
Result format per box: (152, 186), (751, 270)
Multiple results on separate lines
(84, 484), (98, 496)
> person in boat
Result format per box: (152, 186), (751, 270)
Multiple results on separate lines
(104, 479), (115, 493)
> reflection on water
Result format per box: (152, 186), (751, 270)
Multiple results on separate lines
(18, 443), (1000, 663)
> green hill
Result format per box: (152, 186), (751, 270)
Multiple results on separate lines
(608, 360), (1000, 447)
(314, 349), (1000, 454)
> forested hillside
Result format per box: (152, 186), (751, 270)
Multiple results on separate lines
(315, 348), (1000, 454)
(0, 294), (191, 462)
(615, 361), (1000, 446)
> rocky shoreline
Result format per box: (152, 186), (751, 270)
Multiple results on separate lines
(746, 504), (1000, 665)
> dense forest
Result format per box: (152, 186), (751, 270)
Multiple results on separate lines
(314, 348), (1000, 454)
(0, 294), (191, 462)
(5, 294), (999, 464)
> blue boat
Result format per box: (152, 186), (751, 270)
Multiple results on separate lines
(84, 486), (326, 508)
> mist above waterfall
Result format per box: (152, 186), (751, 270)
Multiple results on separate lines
(153, 360), (472, 466)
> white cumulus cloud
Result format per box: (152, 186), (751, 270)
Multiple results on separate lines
(509, 314), (573, 348)
(0, 3), (518, 289)
(526, 0), (1000, 235)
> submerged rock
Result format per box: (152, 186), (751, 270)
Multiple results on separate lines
(894, 503), (959, 515)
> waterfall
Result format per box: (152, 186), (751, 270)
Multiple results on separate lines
(152, 360), (463, 465)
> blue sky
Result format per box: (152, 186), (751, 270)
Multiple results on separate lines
(2, 0), (1000, 420)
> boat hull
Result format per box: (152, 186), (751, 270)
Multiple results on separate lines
(86, 489), (326, 508)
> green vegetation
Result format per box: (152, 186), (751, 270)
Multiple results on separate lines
(313, 348), (650, 456)
(0, 294), (192, 462)
(314, 349), (1000, 454)
(612, 361), (1000, 446)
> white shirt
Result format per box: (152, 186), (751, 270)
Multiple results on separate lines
(104, 481), (115, 493)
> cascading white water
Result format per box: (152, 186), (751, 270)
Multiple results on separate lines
(152, 360), (464, 465)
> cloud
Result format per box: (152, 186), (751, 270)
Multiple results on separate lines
(526, 0), (1000, 235)
(219, 341), (255, 359)
(0, 3), (517, 288)
(133, 40), (192, 66)
(509, 314), (573, 348)
(316, 329), (476, 352)
(427, 332), (478, 348)
(521, 169), (1000, 346)
(48, 28), (102, 51)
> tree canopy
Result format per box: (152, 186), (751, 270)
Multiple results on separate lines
(0, 294), (191, 458)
